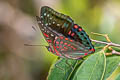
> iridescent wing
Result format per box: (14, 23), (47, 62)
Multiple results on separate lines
(36, 6), (95, 59)
(40, 6), (94, 49)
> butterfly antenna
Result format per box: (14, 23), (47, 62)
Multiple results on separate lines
(55, 59), (65, 73)
(24, 44), (46, 46)
(32, 26), (37, 32)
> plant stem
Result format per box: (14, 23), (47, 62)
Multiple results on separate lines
(91, 39), (120, 47)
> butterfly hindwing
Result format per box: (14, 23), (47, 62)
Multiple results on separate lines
(54, 36), (95, 59)
(67, 24), (94, 50)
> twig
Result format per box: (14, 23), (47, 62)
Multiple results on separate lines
(112, 50), (120, 55)
(91, 32), (111, 42)
(91, 39), (120, 47)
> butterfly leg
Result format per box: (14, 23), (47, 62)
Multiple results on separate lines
(54, 58), (65, 73)
(59, 52), (74, 70)
(65, 59), (74, 70)
(32, 26), (37, 31)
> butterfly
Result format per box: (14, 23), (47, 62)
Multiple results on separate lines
(36, 6), (95, 59)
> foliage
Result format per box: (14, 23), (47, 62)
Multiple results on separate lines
(47, 46), (120, 80)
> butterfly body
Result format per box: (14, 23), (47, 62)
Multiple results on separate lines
(37, 6), (95, 59)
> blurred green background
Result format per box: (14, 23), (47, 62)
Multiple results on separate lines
(0, 0), (120, 80)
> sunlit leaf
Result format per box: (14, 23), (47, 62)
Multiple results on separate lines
(73, 51), (106, 80)
(47, 58), (83, 80)
(104, 56), (120, 80)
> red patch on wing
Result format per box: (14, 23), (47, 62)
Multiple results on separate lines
(64, 43), (67, 45)
(74, 25), (78, 29)
(68, 30), (71, 35)
(64, 47), (68, 50)
(60, 41), (63, 44)
(70, 40), (73, 42)
(68, 44), (71, 46)
(73, 47), (77, 50)
(47, 40), (52, 43)
(84, 53), (88, 55)
(56, 46), (59, 48)
(71, 33), (75, 36)
(56, 52), (61, 56)
(89, 48), (95, 52)
(53, 45), (61, 56)
(60, 36), (64, 39)
(78, 28), (82, 31)
(65, 38), (68, 40)
(43, 33), (49, 37)
(56, 41), (59, 44)
(70, 46), (74, 48)
(71, 46), (76, 50)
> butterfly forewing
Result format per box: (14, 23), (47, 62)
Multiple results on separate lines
(36, 16), (65, 57)
(40, 6), (74, 37)
(36, 16), (56, 42)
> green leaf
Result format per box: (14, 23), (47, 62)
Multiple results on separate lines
(47, 58), (83, 80)
(103, 56), (120, 80)
(115, 74), (120, 80)
(73, 51), (106, 80)
(106, 63), (120, 80)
